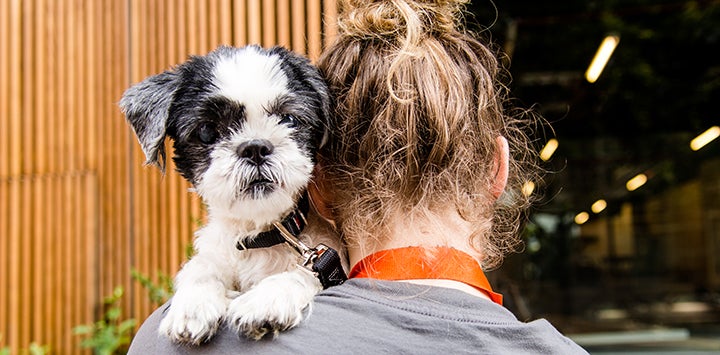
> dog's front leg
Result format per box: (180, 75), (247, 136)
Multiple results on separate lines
(159, 255), (231, 345)
(227, 267), (322, 340)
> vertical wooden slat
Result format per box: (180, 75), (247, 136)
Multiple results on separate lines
(67, 37), (77, 354)
(9, 0), (22, 176)
(277, 0), (291, 48)
(75, 0), (87, 172)
(22, 0), (34, 176)
(85, 173), (98, 337)
(60, 175), (71, 352)
(42, 177), (53, 350)
(32, 176), (44, 342)
(72, 174), (83, 351)
(101, 0), (114, 303)
(185, 0), (197, 54)
(57, 0), (67, 173)
(20, 180), (32, 353)
(33, 1), (50, 342)
(49, 176), (60, 352)
(43, 0), (59, 325)
(108, 0), (131, 322)
(121, 0), (132, 307)
(8, 0), (22, 351)
(85, 0), (97, 172)
(0, 0), (8, 346)
(208, 0), (219, 47)
(219, 0), (232, 45)
(7, 179), (20, 352)
(262, 0), (276, 46)
(176, 0), (187, 62)
(60, 4), (71, 349)
(47, 0), (58, 176)
(248, 0), (261, 45)
(232, 0), (247, 46)
(291, 1), (306, 54)
(197, 0), (208, 52)
(62, 0), (79, 171)
(0, 181), (7, 345)
(307, 0), (322, 61)
(34, 0), (46, 174)
(0, 0), (9, 341)
(74, 0), (88, 343)
(0, 0), (9, 178)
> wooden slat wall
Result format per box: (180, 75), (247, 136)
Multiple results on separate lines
(0, 0), (115, 353)
(1, 1), (338, 353)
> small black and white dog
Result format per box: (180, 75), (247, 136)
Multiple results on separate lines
(120, 45), (339, 343)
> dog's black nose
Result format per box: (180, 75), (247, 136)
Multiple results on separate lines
(237, 139), (274, 165)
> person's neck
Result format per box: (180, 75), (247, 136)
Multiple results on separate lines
(348, 207), (478, 265)
(347, 208), (489, 298)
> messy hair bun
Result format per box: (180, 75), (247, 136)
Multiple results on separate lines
(319, 0), (539, 269)
(338, 0), (467, 41)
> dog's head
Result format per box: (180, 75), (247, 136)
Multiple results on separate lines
(120, 45), (330, 224)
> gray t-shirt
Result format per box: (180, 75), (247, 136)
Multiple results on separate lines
(128, 278), (588, 354)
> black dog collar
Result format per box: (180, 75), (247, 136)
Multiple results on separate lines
(236, 195), (310, 251)
(235, 209), (307, 250)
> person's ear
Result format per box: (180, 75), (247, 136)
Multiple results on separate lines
(490, 136), (509, 199)
(308, 163), (336, 226)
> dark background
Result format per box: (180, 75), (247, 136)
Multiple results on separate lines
(468, 0), (718, 213)
(465, 1), (720, 350)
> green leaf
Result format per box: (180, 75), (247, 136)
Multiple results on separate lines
(72, 324), (95, 335)
(105, 307), (121, 321)
(29, 342), (50, 355)
(118, 319), (137, 333)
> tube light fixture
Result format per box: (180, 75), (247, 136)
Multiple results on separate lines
(575, 212), (590, 225)
(539, 138), (559, 161)
(591, 199), (607, 214)
(626, 173), (647, 191)
(690, 126), (720, 151)
(585, 35), (620, 83)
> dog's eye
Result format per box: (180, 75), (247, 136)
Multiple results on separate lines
(279, 114), (297, 127)
(197, 123), (219, 144)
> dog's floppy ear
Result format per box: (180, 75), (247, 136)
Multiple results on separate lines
(119, 70), (179, 172)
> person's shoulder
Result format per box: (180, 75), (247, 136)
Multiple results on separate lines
(128, 280), (588, 354)
(126, 281), (371, 355)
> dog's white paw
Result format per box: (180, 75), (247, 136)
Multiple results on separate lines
(159, 289), (227, 345)
(227, 269), (322, 340)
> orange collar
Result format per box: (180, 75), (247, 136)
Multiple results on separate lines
(349, 246), (503, 305)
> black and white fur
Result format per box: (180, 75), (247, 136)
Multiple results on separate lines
(120, 45), (336, 343)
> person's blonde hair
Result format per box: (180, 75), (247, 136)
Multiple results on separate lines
(317, 0), (539, 269)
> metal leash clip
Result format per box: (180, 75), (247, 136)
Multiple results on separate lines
(272, 220), (347, 289)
